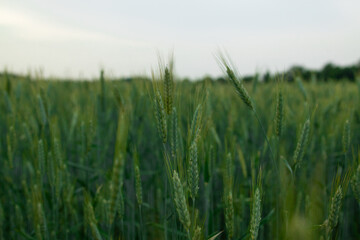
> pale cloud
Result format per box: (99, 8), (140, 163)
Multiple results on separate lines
(0, 6), (145, 47)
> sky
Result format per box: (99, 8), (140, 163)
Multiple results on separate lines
(0, 0), (360, 79)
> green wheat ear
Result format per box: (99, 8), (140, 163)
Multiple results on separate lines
(38, 95), (47, 126)
(0, 202), (4, 239)
(116, 190), (124, 220)
(172, 171), (191, 232)
(293, 119), (310, 170)
(250, 188), (261, 240)
(84, 192), (103, 240)
(37, 139), (45, 184)
(135, 162), (143, 206)
(15, 204), (24, 232)
(224, 153), (234, 239)
(324, 186), (343, 239)
(225, 66), (253, 110)
(226, 153), (233, 187)
(164, 66), (174, 115)
(6, 133), (13, 169)
(190, 104), (202, 143)
(154, 90), (167, 143)
(351, 165), (360, 204)
(170, 107), (180, 159)
(342, 120), (350, 153)
(109, 154), (125, 225)
(192, 226), (202, 240)
(224, 190), (234, 239)
(275, 91), (283, 137)
(188, 141), (199, 200)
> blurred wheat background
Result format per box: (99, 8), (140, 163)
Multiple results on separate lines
(1, 60), (360, 239)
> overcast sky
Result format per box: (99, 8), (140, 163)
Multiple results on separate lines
(0, 0), (360, 79)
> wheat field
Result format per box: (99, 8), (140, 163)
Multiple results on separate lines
(1, 60), (360, 240)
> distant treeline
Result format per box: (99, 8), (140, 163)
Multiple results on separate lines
(198, 60), (360, 83)
(1, 60), (360, 82)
